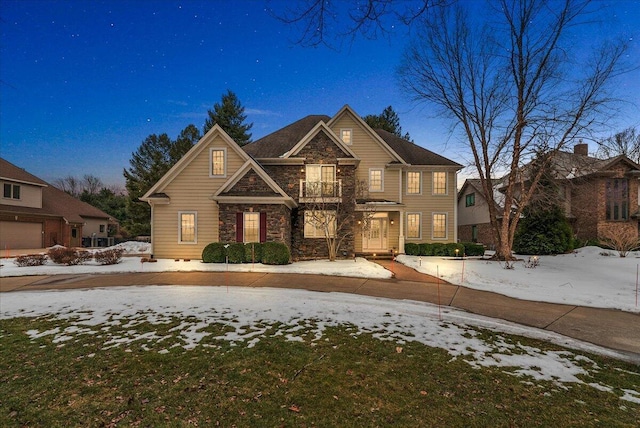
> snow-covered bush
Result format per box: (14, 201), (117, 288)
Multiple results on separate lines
(94, 248), (124, 265)
(14, 254), (47, 267)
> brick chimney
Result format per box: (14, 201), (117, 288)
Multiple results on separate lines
(573, 142), (588, 156)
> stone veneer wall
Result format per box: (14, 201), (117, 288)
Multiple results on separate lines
(264, 131), (358, 259)
(218, 203), (291, 245)
(225, 170), (280, 196)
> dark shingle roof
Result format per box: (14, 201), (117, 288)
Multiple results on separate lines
(241, 115), (461, 168)
(373, 129), (462, 167)
(243, 115), (331, 158)
(0, 158), (48, 186)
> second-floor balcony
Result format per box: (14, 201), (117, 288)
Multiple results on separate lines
(299, 180), (342, 203)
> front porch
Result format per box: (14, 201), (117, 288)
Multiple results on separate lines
(355, 203), (406, 256)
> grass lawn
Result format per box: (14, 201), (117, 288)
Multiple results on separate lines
(1, 316), (639, 427)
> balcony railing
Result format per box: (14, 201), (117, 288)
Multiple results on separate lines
(299, 180), (342, 201)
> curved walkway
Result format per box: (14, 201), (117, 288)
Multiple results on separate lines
(2, 263), (639, 363)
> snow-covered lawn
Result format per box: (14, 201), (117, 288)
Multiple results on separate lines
(1, 286), (639, 404)
(1, 242), (639, 404)
(398, 246), (640, 313)
(2, 243), (638, 313)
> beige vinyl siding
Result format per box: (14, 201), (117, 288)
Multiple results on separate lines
(1, 181), (42, 208)
(458, 187), (491, 225)
(403, 170), (457, 242)
(151, 135), (245, 259)
(83, 218), (108, 238)
(329, 116), (400, 201)
(353, 212), (400, 254)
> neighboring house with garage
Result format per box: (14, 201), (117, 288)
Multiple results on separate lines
(142, 104), (462, 260)
(0, 157), (116, 250)
(457, 143), (640, 247)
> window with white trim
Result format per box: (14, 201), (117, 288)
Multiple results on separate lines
(340, 129), (352, 145)
(407, 171), (421, 195)
(369, 168), (384, 192)
(432, 213), (447, 239)
(210, 148), (226, 177)
(304, 210), (336, 238)
(179, 211), (197, 243)
(243, 212), (260, 243)
(433, 172), (447, 195)
(406, 213), (421, 239)
(305, 165), (336, 197)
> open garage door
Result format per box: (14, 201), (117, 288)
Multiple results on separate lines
(0, 221), (43, 250)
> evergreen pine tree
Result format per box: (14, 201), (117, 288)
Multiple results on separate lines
(203, 90), (253, 145)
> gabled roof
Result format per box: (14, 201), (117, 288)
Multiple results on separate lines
(374, 129), (462, 168)
(458, 178), (505, 211)
(142, 124), (250, 199)
(243, 115), (331, 158)
(0, 158), (114, 223)
(0, 158), (48, 186)
(213, 160), (297, 209)
(327, 105), (406, 164)
(286, 121), (359, 159)
(243, 105), (461, 168)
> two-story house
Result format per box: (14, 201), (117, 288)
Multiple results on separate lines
(0, 157), (115, 250)
(457, 143), (640, 247)
(142, 105), (462, 260)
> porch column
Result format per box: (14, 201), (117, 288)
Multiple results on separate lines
(398, 209), (405, 254)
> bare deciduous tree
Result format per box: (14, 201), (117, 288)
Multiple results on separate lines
(398, 0), (629, 260)
(596, 127), (640, 163)
(53, 175), (81, 197)
(304, 179), (375, 261)
(269, 0), (451, 48)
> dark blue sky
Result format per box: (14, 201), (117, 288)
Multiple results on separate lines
(2, 0), (639, 187)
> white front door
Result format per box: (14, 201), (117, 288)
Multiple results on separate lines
(363, 217), (387, 251)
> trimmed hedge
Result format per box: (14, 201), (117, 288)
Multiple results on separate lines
(202, 243), (226, 263)
(226, 243), (246, 264)
(461, 242), (485, 257)
(261, 242), (291, 265)
(405, 242), (476, 257)
(418, 243), (432, 256)
(244, 242), (263, 263)
(404, 243), (419, 256)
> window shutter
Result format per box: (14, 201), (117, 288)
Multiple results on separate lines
(260, 212), (267, 243)
(236, 212), (243, 242)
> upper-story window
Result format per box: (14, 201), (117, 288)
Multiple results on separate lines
(433, 172), (447, 195)
(407, 171), (421, 195)
(369, 168), (384, 192)
(3, 183), (20, 200)
(606, 178), (628, 221)
(306, 165), (336, 197)
(340, 129), (352, 145)
(210, 148), (227, 177)
(465, 193), (475, 207)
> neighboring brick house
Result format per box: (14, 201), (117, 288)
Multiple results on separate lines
(457, 143), (640, 247)
(0, 157), (116, 250)
(142, 105), (462, 260)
